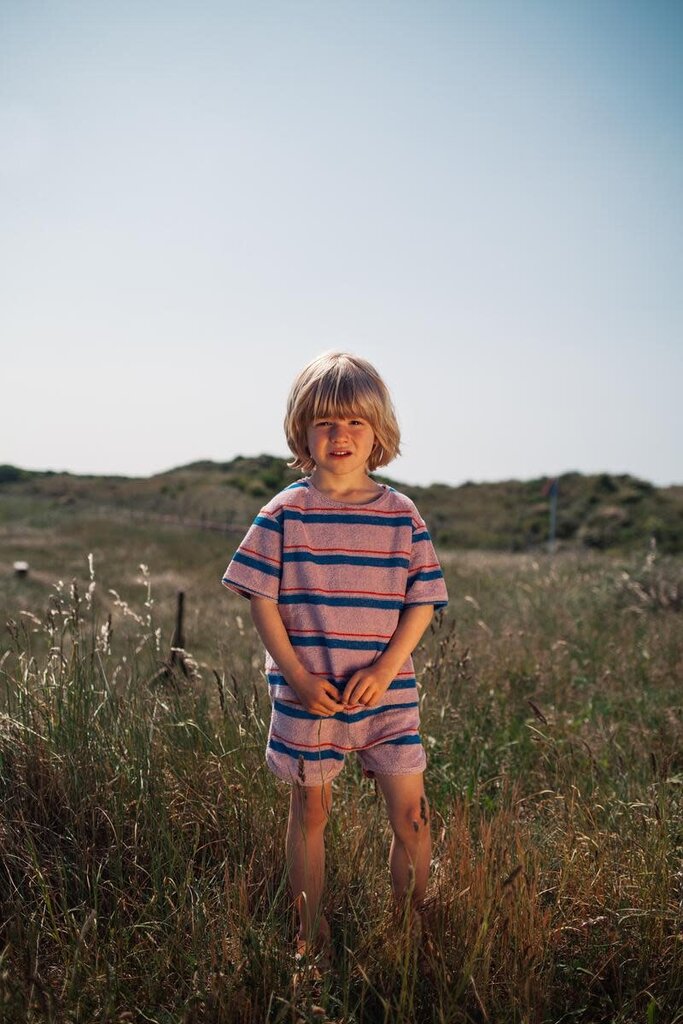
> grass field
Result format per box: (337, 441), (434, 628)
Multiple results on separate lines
(0, 510), (682, 1023)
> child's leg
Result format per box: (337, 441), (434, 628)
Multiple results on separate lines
(286, 781), (333, 950)
(374, 772), (431, 907)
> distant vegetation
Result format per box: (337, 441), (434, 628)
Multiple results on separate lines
(0, 457), (681, 553)
(405, 471), (683, 554)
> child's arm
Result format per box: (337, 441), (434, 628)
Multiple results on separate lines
(341, 604), (434, 708)
(249, 596), (344, 716)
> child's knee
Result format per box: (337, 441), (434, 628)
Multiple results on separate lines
(291, 786), (332, 831)
(391, 794), (430, 843)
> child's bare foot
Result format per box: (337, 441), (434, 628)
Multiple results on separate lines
(293, 916), (332, 991)
(296, 912), (331, 957)
(391, 901), (424, 947)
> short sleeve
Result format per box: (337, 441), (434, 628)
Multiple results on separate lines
(221, 507), (283, 602)
(405, 516), (448, 610)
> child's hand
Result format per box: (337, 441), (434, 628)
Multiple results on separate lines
(288, 669), (344, 717)
(342, 667), (393, 708)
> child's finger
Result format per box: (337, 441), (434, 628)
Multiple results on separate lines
(322, 683), (343, 705)
(320, 686), (343, 713)
(311, 698), (336, 716)
(347, 680), (372, 705)
(342, 672), (362, 704)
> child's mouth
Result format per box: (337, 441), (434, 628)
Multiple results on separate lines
(330, 451), (351, 457)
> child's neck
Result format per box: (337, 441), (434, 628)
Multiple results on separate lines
(309, 468), (383, 505)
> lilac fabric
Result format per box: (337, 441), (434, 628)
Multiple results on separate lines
(221, 478), (448, 784)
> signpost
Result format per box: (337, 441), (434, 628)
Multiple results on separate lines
(542, 478), (559, 553)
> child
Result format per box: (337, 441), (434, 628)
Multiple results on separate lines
(221, 351), (448, 969)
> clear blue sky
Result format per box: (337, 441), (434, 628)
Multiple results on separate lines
(2, 0), (681, 487)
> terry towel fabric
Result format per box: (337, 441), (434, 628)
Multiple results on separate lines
(221, 478), (449, 784)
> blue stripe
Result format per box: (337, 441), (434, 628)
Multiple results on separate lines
(282, 509), (413, 528)
(291, 635), (387, 652)
(283, 551), (409, 569)
(412, 530), (431, 543)
(268, 738), (344, 762)
(222, 578), (277, 600)
(274, 699), (418, 724)
(405, 599), (448, 609)
(284, 481), (309, 490)
(267, 673), (417, 693)
(254, 514), (282, 534)
(384, 733), (422, 746)
(408, 569), (444, 585)
(279, 593), (403, 610)
(232, 551), (281, 578)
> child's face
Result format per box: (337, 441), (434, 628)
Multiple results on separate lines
(306, 414), (375, 477)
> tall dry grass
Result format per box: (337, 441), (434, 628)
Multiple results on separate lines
(0, 546), (681, 1023)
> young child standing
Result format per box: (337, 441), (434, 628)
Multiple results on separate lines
(221, 352), (448, 968)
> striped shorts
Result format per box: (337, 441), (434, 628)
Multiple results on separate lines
(264, 688), (427, 786)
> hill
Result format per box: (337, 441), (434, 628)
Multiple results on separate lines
(0, 457), (681, 553)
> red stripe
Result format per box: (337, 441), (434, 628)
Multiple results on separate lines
(241, 545), (281, 566)
(288, 628), (393, 639)
(271, 726), (419, 753)
(285, 669), (414, 679)
(284, 544), (411, 557)
(280, 586), (405, 598)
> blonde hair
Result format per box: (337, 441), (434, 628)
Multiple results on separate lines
(284, 352), (401, 474)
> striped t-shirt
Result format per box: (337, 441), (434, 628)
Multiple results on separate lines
(222, 476), (448, 695)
